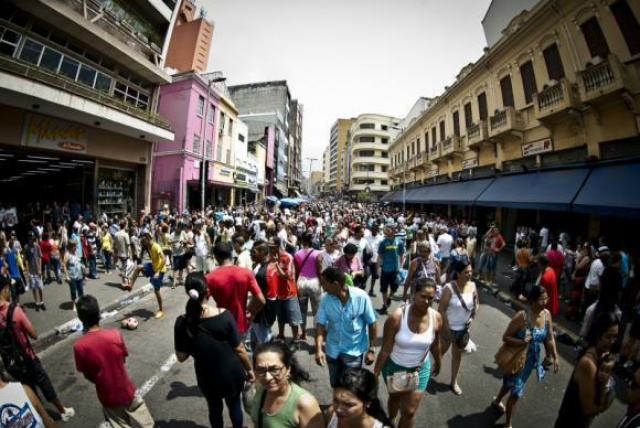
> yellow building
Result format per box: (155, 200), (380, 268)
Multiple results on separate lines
(326, 118), (355, 193)
(387, 0), (640, 239)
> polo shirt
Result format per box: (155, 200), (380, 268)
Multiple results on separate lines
(317, 287), (378, 359)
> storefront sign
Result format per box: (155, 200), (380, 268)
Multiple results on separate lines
(22, 114), (88, 153)
(462, 158), (478, 170)
(522, 138), (553, 157)
(427, 168), (439, 178)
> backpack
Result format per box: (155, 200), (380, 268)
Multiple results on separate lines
(0, 304), (33, 382)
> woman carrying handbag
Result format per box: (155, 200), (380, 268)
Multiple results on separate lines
(373, 278), (442, 428)
(491, 285), (560, 428)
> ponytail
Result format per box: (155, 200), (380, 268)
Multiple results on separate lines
(184, 271), (207, 335)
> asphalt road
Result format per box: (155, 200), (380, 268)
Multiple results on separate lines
(31, 280), (626, 428)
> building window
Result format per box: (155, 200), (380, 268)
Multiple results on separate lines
(581, 17), (610, 59)
(431, 126), (437, 146)
(381, 125), (388, 131)
(197, 96), (205, 117)
(207, 104), (215, 123)
(228, 118), (234, 136)
(464, 103), (473, 129)
(519, 61), (537, 104)
(500, 75), (515, 107)
(439, 121), (445, 141)
(238, 134), (245, 142)
(543, 44), (565, 80)
(216, 141), (223, 160)
(382, 152), (388, 158)
(381, 138), (389, 144)
(359, 123), (375, 129)
(611, 0), (640, 55)
(359, 150), (375, 157)
(424, 131), (429, 150)
(19, 39), (43, 64)
(411, 142), (415, 155)
(453, 111), (460, 137)
(193, 134), (201, 154)
(417, 137), (421, 152)
(359, 136), (375, 143)
(226, 149), (231, 164)
(478, 92), (488, 121)
(0, 26), (21, 56)
(218, 111), (226, 137)
(205, 140), (212, 158)
(381, 180), (388, 185)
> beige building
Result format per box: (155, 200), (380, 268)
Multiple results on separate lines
(309, 171), (324, 195)
(325, 118), (355, 193)
(388, 0), (640, 238)
(348, 113), (400, 195)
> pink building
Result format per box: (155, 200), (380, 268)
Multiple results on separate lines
(152, 72), (219, 211)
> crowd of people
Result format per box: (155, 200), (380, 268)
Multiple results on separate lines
(0, 199), (637, 428)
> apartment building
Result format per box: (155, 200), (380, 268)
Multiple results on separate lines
(348, 114), (400, 196)
(0, 0), (177, 215)
(165, 0), (213, 73)
(386, 0), (640, 239)
(324, 118), (354, 193)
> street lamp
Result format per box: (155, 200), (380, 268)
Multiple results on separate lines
(199, 73), (227, 212)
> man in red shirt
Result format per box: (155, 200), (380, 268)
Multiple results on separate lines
(267, 237), (303, 347)
(74, 294), (154, 427)
(0, 276), (75, 421)
(538, 254), (558, 316)
(206, 242), (265, 335)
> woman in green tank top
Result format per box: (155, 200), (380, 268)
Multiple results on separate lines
(249, 341), (324, 428)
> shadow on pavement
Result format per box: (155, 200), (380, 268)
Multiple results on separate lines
(426, 378), (451, 395)
(482, 364), (503, 380)
(121, 307), (155, 322)
(155, 419), (208, 428)
(104, 281), (124, 289)
(446, 405), (503, 428)
(58, 301), (74, 311)
(166, 381), (202, 400)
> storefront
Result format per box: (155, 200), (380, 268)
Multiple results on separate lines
(211, 161), (234, 207)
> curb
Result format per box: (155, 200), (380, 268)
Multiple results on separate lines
(475, 278), (579, 346)
(32, 284), (154, 354)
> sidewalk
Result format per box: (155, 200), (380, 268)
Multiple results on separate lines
(474, 248), (582, 344)
(17, 267), (157, 352)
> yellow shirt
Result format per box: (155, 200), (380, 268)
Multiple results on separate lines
(149, 242), (167, 273)
(102, 233), (112, 252)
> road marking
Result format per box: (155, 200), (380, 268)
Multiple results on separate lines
(136, 354), (178, 397)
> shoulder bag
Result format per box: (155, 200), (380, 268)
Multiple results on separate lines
(494, 312), (531, 375)
(449, 282), (475, 348)
(385, 307), (430, 394)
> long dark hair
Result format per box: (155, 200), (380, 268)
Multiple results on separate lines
(184, 271), (207, 335)
(580, 311), (620, 359)
(254, 340), (310, 384)
(335, 368), (393, 428)
(452, 260), (471, 281)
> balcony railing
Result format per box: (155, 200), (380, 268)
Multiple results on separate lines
(429, 144), (441, 161)
(0, 53), (171, 130)
(489, 106), (523, 138)
(467, 121), (489, 148)
(441, 135), (464, 157)
(578, 54), (629, 104)
(534, 78), (580, 121)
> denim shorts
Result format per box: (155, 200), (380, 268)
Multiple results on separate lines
(487, 253), (498, 271)
(143, 263), (164, 290)
(381, 357), (431, 391)
(276, 297), (303, 325)
(380, 270), (399, 294)
(250, 322), (273, 344)
(327, 353), (364, 388)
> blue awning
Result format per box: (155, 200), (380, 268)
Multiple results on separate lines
(476, 168), (590, 211)
(380, 191), (397, 202)
(572, 162), (640, 218)
(426, 178), (494, 205)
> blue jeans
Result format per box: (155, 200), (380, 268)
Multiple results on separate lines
(88, 255), (97, 278)
(327, 353), (364, 388)
(69, 279), (84, 301)
(50, 257), (61, 280)
(204, 391), (242, 428)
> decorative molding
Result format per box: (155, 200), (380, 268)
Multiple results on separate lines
(515, 49), (536, 67)
(496, 63), (512, 80)
(537, 30), (561, 53)
(474, 83), (489, 96)
(572, 3), (599, 28)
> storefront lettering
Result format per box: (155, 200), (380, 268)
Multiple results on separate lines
(522, 138), (553, 157)
(22, 113), (88, 153)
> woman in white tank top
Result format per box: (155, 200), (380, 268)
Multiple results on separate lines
(438, 261), (479, 396)
(373, 278), (443, 428)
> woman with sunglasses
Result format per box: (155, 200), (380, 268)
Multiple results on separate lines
(326, 368), (392, 428)
(491, 285), (560, 428)
(374, 277), (442, 428)
(554, 311), (619, 428)
(249, 341), (324, 428)
(174, 272), (253, 428)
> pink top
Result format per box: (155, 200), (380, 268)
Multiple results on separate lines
(336, 254), (363, 275)
(294, 248), (319, 278)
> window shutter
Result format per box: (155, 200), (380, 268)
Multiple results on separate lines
(519, 61), (537, 104)
(453, 111), (461, 137)
(581, 17), (610, 59)
(500, 75), (515, 107)
(464, 103), (473, 128)
(543, 44), (565, 80)
(611, 0), (640, 55)
(478, 93), (488, 121)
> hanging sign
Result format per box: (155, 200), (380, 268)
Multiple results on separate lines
(427, 168), (439, 178)
(462, 158), (478, 170)
(522, 138), (553, 157)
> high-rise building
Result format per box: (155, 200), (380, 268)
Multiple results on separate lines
(287, 99), (303, 196)
(348, 114), (400, 197)
(165, 0), (213, 73)
(0, 0), (177, 214)
(325, 118), (355, 193)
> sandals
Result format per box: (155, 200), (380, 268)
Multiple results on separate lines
(451, 384), (462, 396)
(491, 398), (506, 414)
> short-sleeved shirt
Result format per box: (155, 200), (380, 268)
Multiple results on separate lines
(253, 264), (277, 327)
(206, 265), (262, 333)
(73, 329), (135, 408)
(490, 234), (505, 253)
(23, 243), (42, 275)
(0, 303), (36, 359)
(378, 238), (404, 273)
(317, 287), (378, 359)
(149, 242), (167, 273)
(113, 231), (130, 258)
(267, 251), (298, 299)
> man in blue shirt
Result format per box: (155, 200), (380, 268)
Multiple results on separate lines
(316, 266), (378, 387)
(377, 225), (405, 314)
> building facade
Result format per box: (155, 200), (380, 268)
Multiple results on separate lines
(348, 114), (399, 196)
(165, 0), (213, 73)
(234, 118), (261, 204)
(287, 99), (303, 196)
(324, 118), (354, 193)
(387, 0), (640, 240)
(0, 0), (176, 218)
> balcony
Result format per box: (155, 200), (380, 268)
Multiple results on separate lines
(408, 156), (420, 171)
(534, 79), (580, 122)
(351, 171), (389, 180)
(440, 135), (465, 158)
(578, 54), (630, 105)
(467, 121), (489, 148)
(429, 144), (442, 161)
(0, 52), (171, 130)
(489, 107), (524, 139)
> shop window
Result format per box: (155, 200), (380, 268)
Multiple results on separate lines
(478, 92), (488, 121)
(39, 47), (62, 72)
(500, 75), (515, 107)
(581, 17), (610, 59)
(519, 61), (537, 104)
(611, 0), (640, 55)
(543, 44), (565, 80)
(19, 39), (43, 64)
(59, 56), (79, 79)
(0, 26), (21, 56)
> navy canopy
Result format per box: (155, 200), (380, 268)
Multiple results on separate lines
(425, 179), (494, 205)
(572, 162), (640, 218)
(476, 168), (590, 211)
(279, 198), (301, 208)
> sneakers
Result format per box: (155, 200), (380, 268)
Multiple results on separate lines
(60, 407), (75, 422)
(41, 303), (46, 311)
(155, 311), (164, 319)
